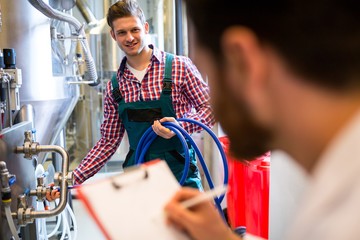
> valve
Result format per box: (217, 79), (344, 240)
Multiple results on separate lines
(8, 175), (16, 186)
(16, 131), (39, 159)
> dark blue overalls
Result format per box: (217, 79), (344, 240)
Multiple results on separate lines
(111, 53), (202, 189)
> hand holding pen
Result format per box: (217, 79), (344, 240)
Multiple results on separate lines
(164, 185), (241, 240)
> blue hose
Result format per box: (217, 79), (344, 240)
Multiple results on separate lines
(178, 118), (229, 199)
(134, 118), (228, 217)
(136, 126), (190, 185)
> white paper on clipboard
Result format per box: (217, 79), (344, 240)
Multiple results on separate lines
(77, 160), (190, 240)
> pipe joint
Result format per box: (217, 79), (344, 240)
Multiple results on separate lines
(16, 131), (40, 159)
(14, 132), (70, 220)
(54, 172), (62, 186)
(17, 207), (34, 226)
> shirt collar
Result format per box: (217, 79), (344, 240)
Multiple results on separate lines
(148, 44), (162, 63)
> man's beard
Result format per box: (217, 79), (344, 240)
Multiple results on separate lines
(212, 82), (272, 161)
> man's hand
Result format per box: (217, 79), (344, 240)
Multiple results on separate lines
(164, 187), (241, 240)
(46, 183), (60, 201)
(152, 117), (179, 139)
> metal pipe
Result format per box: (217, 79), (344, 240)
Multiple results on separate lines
(30, 145), (69, 218)
(76, 0), (98, 28)
(175, 0), (184, 55)
(27, 0), (99, 86)
(15, 144), (69, 218)
(80, 37), (99, 86)
(28, 0), (82, 31)
(67, 80), (98, 85)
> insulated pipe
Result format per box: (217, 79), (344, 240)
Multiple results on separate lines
(79, 38), (98, 86)
(27, 0), (99, 86)
(16, 145), (69, 218)
(76, 0), (98, 28)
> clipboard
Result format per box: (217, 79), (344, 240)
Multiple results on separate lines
(77, 160), (190, 240)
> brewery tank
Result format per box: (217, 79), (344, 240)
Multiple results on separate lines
(0, 0), (80, 239)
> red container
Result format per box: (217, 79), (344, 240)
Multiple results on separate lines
(220, 137), (270, 239)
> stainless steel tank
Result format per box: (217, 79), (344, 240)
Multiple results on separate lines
(0, 0), (79, 161)
(90, 17), (124, 79)
(0, 0), (79, 239)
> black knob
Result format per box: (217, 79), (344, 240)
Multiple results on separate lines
(3, 48), (16, 69)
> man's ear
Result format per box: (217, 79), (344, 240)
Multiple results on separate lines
(110, 29), (116, 41)
(144, 22), (149, 34)
(221, 27), (268, 93)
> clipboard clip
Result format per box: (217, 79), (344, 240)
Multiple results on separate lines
(111, 168), (149, 190)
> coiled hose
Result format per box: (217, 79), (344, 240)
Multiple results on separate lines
(135, 118), (229, 217)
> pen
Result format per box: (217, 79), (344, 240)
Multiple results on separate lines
(180, 185), (228, 209)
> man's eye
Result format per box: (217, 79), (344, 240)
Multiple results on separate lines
(132, 29), (140, 33)
(117, 31), (126, 35)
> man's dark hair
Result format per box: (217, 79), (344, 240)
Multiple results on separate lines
(107, 0), (146, 29)
(185, 0), (360, 90)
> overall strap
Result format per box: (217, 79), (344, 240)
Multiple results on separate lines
(111, 57), (127, 103)
(163, 53), (174, 94)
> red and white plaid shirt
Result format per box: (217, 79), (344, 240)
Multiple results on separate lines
(73, 45), (214, 184)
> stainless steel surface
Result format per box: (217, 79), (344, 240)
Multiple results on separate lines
(14, 104), (35, 129)
(0, 122), (37, 240)
(0, 0), (80, 158)
(0, 0), (53, 101)
(0, 1), (84, 238)
(66, 85), (105, 167)
(28, 0), (99, 85)
(27, 91), (79, 163)
(90, 18), (124, 77)
(29, 0), (83, 31)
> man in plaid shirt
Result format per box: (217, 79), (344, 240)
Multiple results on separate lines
(72, 0), (214, 189)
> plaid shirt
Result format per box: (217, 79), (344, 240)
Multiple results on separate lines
(73, 45), (214, 184)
